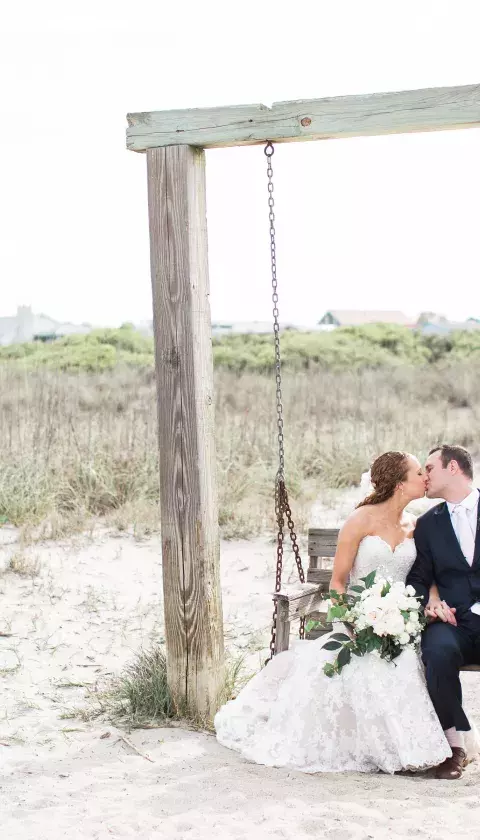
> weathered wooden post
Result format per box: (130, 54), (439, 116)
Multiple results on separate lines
(145, 145), (224, 718)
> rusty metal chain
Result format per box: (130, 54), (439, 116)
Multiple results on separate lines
(265, 141), (305, 661)
(265, 142), (285, 482)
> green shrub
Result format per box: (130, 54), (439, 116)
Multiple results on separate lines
(2, 324), (480, 374)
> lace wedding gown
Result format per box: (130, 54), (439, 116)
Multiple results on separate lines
(215, 536), (453, 774)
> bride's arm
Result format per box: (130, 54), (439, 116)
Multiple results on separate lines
(329, 510), (368, 595)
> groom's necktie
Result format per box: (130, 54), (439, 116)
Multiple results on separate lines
(452, 503), (475, 566)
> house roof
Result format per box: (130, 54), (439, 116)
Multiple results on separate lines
(324, 310), (412, 326)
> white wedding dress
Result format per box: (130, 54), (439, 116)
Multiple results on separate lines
(215, 536), (454, 774)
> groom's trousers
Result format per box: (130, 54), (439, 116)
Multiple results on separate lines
(422, 612), (480, 732)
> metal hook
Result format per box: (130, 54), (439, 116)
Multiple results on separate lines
(264, 141), (274, 157)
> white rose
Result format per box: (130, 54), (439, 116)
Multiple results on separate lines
(374, 614), (404, 637)
(381, 590), (412, 611)
(398, 632), (410, 645)
(405, 621), (416, 634)
(396, 594), (416, 610)
(361, 594), (383, 610)
(405, 585), (416, 596)
(383, 614), (405, 636)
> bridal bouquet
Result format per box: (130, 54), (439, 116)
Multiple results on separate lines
(307, 571), (426, 678)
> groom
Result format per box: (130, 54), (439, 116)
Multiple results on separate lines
(406, 444), (480, 780)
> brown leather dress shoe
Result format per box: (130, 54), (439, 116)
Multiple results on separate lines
(435, 747), (467, 780)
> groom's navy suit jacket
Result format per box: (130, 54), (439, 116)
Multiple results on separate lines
(406, 493), (480, 620)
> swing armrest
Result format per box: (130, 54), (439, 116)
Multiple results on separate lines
(273, 583), (326, 622)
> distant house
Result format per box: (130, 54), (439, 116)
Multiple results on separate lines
(418, 319), (480, 336)
(211, 321), (298, 337)
(414, 312), (480, 335)
(0, 306), (92, 346)
(318, 310), (412, 328)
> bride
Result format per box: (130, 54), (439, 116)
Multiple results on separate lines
(214, 451), (454, 774)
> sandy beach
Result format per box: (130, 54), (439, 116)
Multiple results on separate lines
(1, 491), (480, 839)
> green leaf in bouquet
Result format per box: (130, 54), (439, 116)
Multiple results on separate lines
(400, 610), (410, 621)
(305, 620), (323, 633)
(327, 605), (347, 619)
(364, 636), (379, 653)
(350, 585), (365, 594)
(329, 633), (351, 642)
(381, 582), (391, 597)
(322, 641), (343, 651)
(323, 663), (337, 678)
(360, 570), (377, 589)
(337, 646), (351, 667)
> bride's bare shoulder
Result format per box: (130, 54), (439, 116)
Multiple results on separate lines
(340, 506), (375, 539)
(344, 505), (377, 524)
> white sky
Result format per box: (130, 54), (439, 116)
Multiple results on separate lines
(1, 0), (480, 328)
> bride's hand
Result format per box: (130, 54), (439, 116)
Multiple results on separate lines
(425, 599), (457, 625)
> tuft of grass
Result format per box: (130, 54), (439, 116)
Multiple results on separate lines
(108, 648), (175, 726)
(216, 654), (253, 708)
(62, 647), (254, 731)
(8, 550), (41, 577)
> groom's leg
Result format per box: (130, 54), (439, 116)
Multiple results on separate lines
(421, 621), (472, 732)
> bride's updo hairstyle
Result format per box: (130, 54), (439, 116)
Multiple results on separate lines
(356, 451), (409, 508)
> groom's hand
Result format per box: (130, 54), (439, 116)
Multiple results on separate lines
(425, 599), (457, 626)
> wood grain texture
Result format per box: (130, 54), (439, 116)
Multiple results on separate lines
(306, 568), (333, 586)
(274, 599), (291, 654)
(147, 145), (224, 717)
(127, 83), (480, 151)
(275, 583), (326, 621)
(308, 528), (340, 558)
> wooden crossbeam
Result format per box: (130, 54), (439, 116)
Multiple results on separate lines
(127, 83), (480, 152)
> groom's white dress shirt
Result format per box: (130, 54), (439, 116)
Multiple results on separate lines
(447, 487), (480, 615)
